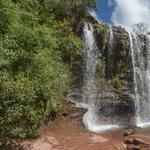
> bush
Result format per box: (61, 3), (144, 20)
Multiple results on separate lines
(0, 0), (82, 146)
(111, 75), (122, 94)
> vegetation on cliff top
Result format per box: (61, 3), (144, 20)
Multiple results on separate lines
(95, 24), (110, 53)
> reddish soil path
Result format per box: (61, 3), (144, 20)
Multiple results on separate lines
(18, 123), (128, 150)
(8, 123), (150, 150)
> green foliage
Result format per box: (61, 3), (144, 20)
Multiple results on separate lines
(116, 39), (128, 61)
(116, 60), (129, 77)
(131, 22), (149, 35)
(112, 60), (130, 94)
(41, 0), (101, 11)
(0, 0), (83, 146)
(147, 32), (150, 35)
(96, 56), (106, 78)
(101, 98), (112, 106)
(40, 0), (101, 33)
(112, 75), (122, 94)
(96, 24), (110, 53)
(0, 0), (11, 35)
(95, 57), (106, 93)
(111, 37), (130, 94)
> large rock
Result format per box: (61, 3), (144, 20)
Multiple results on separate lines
(60, 99), (88, 124)
(125, 138), (134, 144)
(112, 26), (129, 41)
(133, 138), (149, 148)
(124, 124), (141, 136)
(124, 129), (134, 136)
(125, 138), (149, 149)
(46, 98), (88, 126)
(86, 13), (99, 24)
(127, 144), (141, 150)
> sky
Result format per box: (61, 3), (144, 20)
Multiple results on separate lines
(89, 0), (150, 32)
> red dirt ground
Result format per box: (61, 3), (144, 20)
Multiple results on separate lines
(12, 123), (128, 150)
(8, 123), (150, 150)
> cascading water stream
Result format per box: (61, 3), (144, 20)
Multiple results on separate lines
(146, 35), (150, 119)
(81, 23), (118, 132)
(107, 26), (114, 79)
(128, 32), (141, 123)
(143, 34), (150, 127)
(81, 22), (99, 105)
(129, 32), (150, 127)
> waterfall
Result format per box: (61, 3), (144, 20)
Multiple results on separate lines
(129, 32), (150, 127)
(82, 23), (118, 132)
(129, 33), (141, 123)
(82, 23), (99, 83)
(146, 35), (150, 121)
(107, 26), (114, 79)
(69, 23), (150, 130)
(81, 22), (99, 104)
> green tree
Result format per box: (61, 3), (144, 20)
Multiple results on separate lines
(131, 22), (149, 35)
(40, 0), (101, 33)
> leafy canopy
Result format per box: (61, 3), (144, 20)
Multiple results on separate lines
(40, 0), (101, 31)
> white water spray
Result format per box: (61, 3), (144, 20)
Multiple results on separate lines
(129, 32), (150, 127)
(107, 26), (114, 78)
(82, 23), (118, 132)
(128, 32), (141, 123)
(81, 22), (99, 104)
(83, 106), (118, 132)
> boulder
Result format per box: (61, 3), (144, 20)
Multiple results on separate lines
(124, 138), (134, 144)
(126, 124), (141, 131)
(124, 129), (134, 136)
(86, 13), (99, 24)
(133, 138), (149, 148)
(127, 144), (141, 150)
(112, 26), (129, 41)
(125, 138), (149, 149)
(46, 98), (88, 125)
(124, 124), (141, 136)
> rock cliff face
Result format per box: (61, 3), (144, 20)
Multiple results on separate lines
(94, 24), (135, 125)
(86, 13), (99, 25)
(68, 14), (150, 126)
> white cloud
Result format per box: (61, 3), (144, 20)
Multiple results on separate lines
(108, 0), (113, 7)
(111, 0), (150, 32)
(89, 10), (102, 23)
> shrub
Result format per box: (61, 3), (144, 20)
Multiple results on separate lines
(0, 0), (82, 146)
(112, 75), (122, 94)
